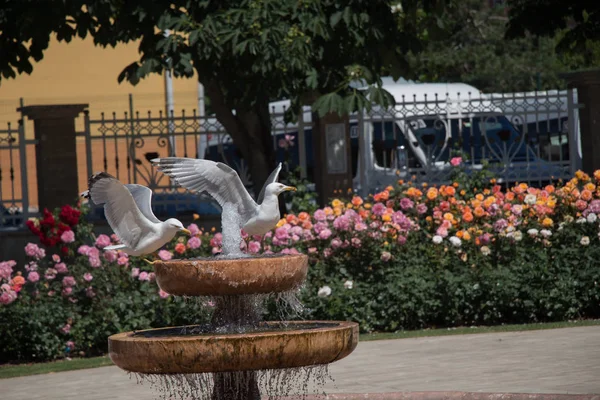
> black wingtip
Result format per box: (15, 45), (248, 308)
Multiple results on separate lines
(88, 172), (114, 191)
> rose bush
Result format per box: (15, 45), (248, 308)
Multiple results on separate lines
(0, 204), (211, 362)
(2, 164), (600, 362)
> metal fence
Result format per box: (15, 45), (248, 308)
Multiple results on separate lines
(0, 88), (584, 229)
(77, 96), (308, 219)
(0, 106), (34, 230)
(354, 89), (582, 193)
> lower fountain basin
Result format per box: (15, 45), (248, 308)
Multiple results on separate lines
(108, 321), (358, 374)
(154, 254), (308, 296)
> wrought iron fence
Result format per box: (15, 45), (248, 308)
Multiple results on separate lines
(0, 114), (34, 230)
(78, 98), (308, 219)
(354, 89), (582, 194)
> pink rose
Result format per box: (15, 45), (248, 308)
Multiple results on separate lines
(148, 272), (155, 282)
(25, 243), (45, 260)
(308, 247), (317, 254)
(372, 203), (386, 216)
(95, 234), (111, 248)
(138, 271), (149, 281)
(319, 229), (332, 240)
(351, 238), (362, 248)
(77, 245), (92, 256)
(27, 271), (40, 282)
(131, 268), (140, 278)
(158, 250), (172, 261)
(0, 261), (16, 280)
(450, 157), (462, 167)
(60, 324), (71, 334)
(83, 273), (93, 282)
(0, 290), (17, 305)
(62, 276), (76, 287)
(188, 223), (200, 236)
(248, 241), (261, 254)
(85, 287), (96, 298)
(55, 262), (68, 274)
(66, 340), (75, 350)
(52, 254), (61, 263)
(60, 230), (75, 243)
(159, 289), (170, 299)
(88, 256), (101, 268)
(104, 250), (118, 263)
(330, 238), (342, 249)
(117, 256), (129, 266)
(187, 236), (202, 249)
(45, 269), (57, 281)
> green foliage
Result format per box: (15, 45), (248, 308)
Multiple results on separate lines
(301, 230), (600, 333)
(405, 0), (589, 92)
(506, 0), (600, 64)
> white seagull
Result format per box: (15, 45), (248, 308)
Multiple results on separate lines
(82, 172), (191, 258)
(151, 158), (296, 255)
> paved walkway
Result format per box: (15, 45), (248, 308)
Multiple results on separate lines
(1, 326), (599, 399)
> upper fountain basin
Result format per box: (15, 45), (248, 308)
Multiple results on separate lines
(154, 254), (308, 296)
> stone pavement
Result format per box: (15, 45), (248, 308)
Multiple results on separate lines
(1, 326), (599, 399)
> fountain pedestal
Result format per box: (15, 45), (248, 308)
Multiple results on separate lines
(108, 254), (358, 399)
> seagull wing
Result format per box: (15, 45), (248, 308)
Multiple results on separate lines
(257, 162), (282, 204)
(88, 172), (155, 249)
(124, 184), (161, 224)
(151, 157), (258, 221)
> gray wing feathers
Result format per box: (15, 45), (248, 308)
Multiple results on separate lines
(124, 184), (161, 224)
(151, 157), (258, 220)
(257, 162), (282, 204)
(88, 174), (154, 249)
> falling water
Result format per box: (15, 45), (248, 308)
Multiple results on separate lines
(131, 365), (331, 400)
(220, 203), (244, 257)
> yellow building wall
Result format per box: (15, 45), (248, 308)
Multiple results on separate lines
(0, 36), (202, 127)
(0, 36), (204, 211)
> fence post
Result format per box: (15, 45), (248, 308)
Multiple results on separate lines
(297, 108), (307, 179)
(18, 104), (88, 211)
(17, 99), (29, 221)
(561, 69), (600, 175)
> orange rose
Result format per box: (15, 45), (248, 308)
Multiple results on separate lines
(474, 206), (485, 218)
(175, 243), (186, 254)
(351, 196), (363, 207)
(426, 188), (439, 200)
(298, 212), (310, 221)
(581, 189), (593, 202)
(463, 212), (474, 223)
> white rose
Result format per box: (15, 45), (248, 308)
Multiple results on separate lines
(317, 286), (332, 298)
(480, 246), (491, 256)
(587, 213), (598, 223)
(449, 236), (462, 247)
(343, 280), (353, 290)
(581, 236), (590, 246)
(527, 228), (539, 237)
(540, 229), (552, 238)
(524, 194), (537, 205)
(513, 231), (523, 241)
(432, 235), (443, 244)
(576, 217), (587, 224)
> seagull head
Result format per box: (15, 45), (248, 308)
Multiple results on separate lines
(267, 183), (297, 197)
(165, 218), (191, 235)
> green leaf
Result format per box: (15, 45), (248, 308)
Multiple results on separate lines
(330, 11), (343, 28)
(312, 92), (344, 117)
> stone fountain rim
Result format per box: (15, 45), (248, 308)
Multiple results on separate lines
(110, 320), (355, 342)
(153, 253), (309, 296)
(108, 320), (358, 374)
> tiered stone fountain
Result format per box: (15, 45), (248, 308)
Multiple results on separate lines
(108, 253), (358, 399)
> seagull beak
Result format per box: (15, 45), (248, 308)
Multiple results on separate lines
(180, 228), (192, 236)
(284, 186), (297, 192)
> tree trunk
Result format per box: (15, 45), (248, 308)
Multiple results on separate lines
(202, 80), (278, 202)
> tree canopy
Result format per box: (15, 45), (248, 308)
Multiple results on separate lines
(0, 0), (443, 191)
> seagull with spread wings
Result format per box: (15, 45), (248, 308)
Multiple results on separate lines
(151, 158), (296, 255)
(82, 172), (191, 258)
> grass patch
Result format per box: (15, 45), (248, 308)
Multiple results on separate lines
(2, 319), (599, 379)
(360, 319), (600, 341)
(0, 356), (113, 379)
